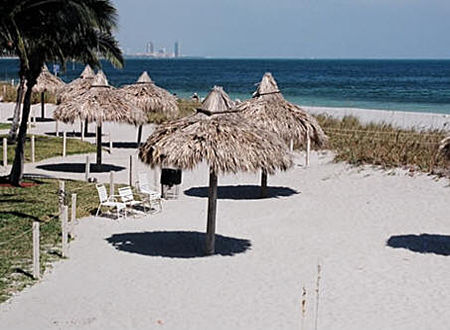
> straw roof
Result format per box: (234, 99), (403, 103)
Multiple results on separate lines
(439, 136), (450, 160)
(32, 65), (65, 94)
(122, 71), (179, 119)
(139, 87), (293, 174)
(54, 71), (147, 125)
(236, 73), (327, 146)
(57, 65), (95, 103)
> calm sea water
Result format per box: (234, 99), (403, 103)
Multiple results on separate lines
(1, 58), (450, 114)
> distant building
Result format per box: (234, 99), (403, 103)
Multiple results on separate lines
(174, 41), (180, 58)
(146, 42), (154, 54)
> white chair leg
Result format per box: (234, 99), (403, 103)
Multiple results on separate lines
(96, 205), (101, 217)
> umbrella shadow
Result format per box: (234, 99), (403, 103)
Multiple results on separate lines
(45, 132), (96, 137)
(184, 185), (299, 200)
(102, 142), (139, 149)
(105, 231), (251, 258)
(387, 234), (450, 256)
(37, 163), (125, 173)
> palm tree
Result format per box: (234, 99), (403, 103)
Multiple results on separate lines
(0, 0), (123, 186)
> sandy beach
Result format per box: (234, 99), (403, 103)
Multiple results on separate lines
(1, 103), (450, 329)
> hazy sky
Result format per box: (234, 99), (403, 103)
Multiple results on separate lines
(112, 0), (450, 58)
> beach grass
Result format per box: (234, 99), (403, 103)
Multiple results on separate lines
(316, 115), (448, 174)
(146, 98), (199, 124)
(1, 82), (57, 104)
(0, 179), (101, 303)
(1, 134), (96, 164)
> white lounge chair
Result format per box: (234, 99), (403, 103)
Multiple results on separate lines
(118, 186), (147, 215)
(96, 184), (126, 219)
(137, 172), (162, 214)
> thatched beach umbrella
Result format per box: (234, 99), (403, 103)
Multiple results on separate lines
(122, 71), (179, 144)
(54, 71), (146, 166)
(32, 65), (65, 119)
(236, 73), (327, 195)
(439, 136), (450, 161)
(57, 65), (96, 136)
(139, 86), (292, 254)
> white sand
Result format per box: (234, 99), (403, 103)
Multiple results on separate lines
(0, 103), (449, 329)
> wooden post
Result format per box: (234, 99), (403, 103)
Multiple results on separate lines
(85, 155), (90, 181)
(96, 124), (102, 166)
(137, 125), (143, 146)
(306, 131), (311, 167)
(2, 138), (7, 167)
(70, 194), (76, 237)
(40, 92), (45, 119)
(205, 169), (218, 255)
(110, 171), (114, 196)
(109, 133), (113, 153)
(62, 131), (67, 157)
(55, 121), (59, 137)
(261, 169), (268, 198)
(129, 155), (133, 186)
(32, 221), (40, 279)
(80, 120), (85, 141)
(58, 180), (65, 211)
(31, 135), (35, 163)
(61, 205), (68, 258)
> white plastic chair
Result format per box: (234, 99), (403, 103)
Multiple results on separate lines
(118, 186), (147, 214)
(96, 184), (126, 219)
(137, 172), (162, 213)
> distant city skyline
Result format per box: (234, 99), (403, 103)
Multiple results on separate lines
(112, 0), (450, 59)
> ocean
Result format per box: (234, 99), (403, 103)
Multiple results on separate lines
(1, 58), (450, 114)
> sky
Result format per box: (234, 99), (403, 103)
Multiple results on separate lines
(112, 0), (450, 59)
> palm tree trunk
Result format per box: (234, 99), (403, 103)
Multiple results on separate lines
(9, 83), (34, 186)
(7, 77), (26, 142)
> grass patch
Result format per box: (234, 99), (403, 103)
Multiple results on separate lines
(1, 82), (57, 104)
(316, 115), (448, 174)
(0, 123), (10, 130)
(146, 98), (199, 124)
(1, 135), (96, 163)
(0, 179), (102, 303)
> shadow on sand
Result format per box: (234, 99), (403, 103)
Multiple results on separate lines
(102, 142), (139, 149)
(45, 131), (96, 137)
(106, 231), (251, 258)
(37, 163), (125, 173)
(387, 234), (450, 256)
(184, 185), (298, 200)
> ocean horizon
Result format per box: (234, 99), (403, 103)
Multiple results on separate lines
(1, 58), (450, 115)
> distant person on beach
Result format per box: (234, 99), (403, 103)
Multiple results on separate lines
(191, 93), (199, 102)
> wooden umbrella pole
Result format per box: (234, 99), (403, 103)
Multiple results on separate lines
(260, 169), (268, 198)
(205, 169), (218, 255)
(84, 119), (89, 136)
(137, 125), (143, 146)
(41, 91), (45, 119)
(96, 123), (102, 166)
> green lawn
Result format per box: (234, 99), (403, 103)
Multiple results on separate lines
(0, 123), (10, 130)
(0, 179), (101, 303)
(1, 134), (96, 163)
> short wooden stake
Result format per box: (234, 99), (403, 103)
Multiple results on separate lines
(61, 205), (68, 258)
(62, 131), (67, 157)
(71, 194), (77, 237)
(2, 138), (7, 167)
(55, 121), (59, 137)
(306, 131), (311, 167)
(80, 121), (85, 141)
(129, 155), (133, 186)
(32, 221), (40, 279)
(58, 180), (65, 211)
(85, 155), (90, 181)
(31, 135), (35, 163)
(109, 171), (114, 196)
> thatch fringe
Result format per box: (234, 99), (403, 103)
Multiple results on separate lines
(439, 136), (450, 160)
(122, 71), (178, 119)
(237, 73), (327, 147)
(54, 71), (146, 125)
(32, 65), (65, 94)
(139, 86), (293, 174)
